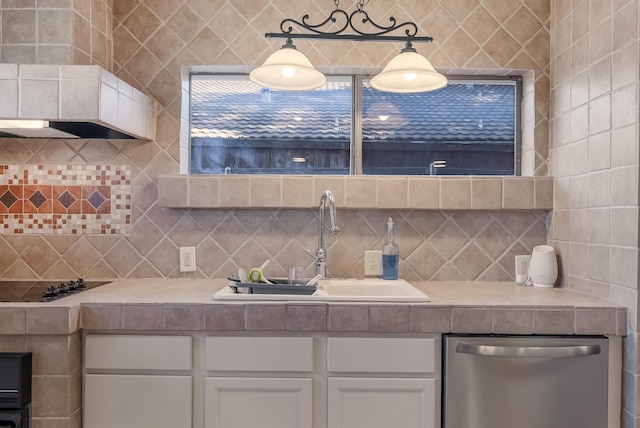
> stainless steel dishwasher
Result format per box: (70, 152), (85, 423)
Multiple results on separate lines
(443, 335), (608, 428)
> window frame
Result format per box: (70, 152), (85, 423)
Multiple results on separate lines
(182, 66), (523, 176)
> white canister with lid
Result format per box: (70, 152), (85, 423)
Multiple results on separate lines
(528, 245), (558, 287)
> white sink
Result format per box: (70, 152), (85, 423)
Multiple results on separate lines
(213, 278), (429, 302)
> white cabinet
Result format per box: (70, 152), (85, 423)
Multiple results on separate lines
(85, 374), (192, 428)
(83, 333), (439, 428)
(205, 336), (314, 428)
(84, 334), (193, 428)
(328, 377), (436, 428)
(327, 337), (438, 428)
(205, 377), (312, 428)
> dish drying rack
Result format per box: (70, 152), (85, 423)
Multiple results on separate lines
(227, 276), (316, 295)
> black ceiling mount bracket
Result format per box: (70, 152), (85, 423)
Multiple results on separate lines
(265, 2), (433, 44)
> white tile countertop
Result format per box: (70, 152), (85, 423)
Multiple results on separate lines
(0, 279), (627, 336)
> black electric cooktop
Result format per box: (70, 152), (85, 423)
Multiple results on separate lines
(0, 278), (111, 302)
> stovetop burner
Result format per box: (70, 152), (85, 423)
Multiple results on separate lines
(0, 278), (111, 302)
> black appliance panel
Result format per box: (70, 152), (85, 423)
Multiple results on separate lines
(0, 406), (30, 428)
(0, 354), (31, 408)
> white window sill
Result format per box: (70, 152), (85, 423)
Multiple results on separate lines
(157, 175), (553, 210)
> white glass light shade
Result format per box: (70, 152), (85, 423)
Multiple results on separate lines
(250, 46), (326, 91)
(371, 50), (447, 93)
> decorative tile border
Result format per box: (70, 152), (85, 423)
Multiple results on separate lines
(0, 165), (131, 234)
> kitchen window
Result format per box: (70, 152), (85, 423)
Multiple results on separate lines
(188, 71), (521, 176)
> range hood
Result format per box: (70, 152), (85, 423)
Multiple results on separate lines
(0, 64), (157, 140)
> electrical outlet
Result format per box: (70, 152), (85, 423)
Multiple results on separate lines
(514, 255), (531, 283)
(179, 247), (197, 272)
(364, 250), (383, 276)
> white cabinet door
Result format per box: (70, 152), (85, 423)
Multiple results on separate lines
(205, 377), (312, 428)
(85, 374), (192, 428)
(328, 377), (436, 428)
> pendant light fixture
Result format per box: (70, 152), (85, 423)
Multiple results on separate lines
(370, 42), (447, 93)
(252, 0), (447, 93)
(249, 39), (326, 91)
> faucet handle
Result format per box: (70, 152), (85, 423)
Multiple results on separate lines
(305, 248), (315, 259)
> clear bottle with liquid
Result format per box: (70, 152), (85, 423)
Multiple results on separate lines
(382, 217), (399, 280)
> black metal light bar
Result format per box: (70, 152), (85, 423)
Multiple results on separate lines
(265, 2), (433, 44)
(266, 33), (433, 43)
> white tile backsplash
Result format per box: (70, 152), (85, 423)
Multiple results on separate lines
(549, 0), (640, 419)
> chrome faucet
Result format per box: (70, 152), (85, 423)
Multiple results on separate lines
(306, 190), (340, 278)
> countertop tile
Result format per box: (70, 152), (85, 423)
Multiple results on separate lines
(122, 304), (163, 330)
(451, 306), (492, 333)
(575, 308), (616, 335)
(533, 308), (575, 334)
(617, 308), (628, 336)
(286, 303), (327, 331)
(81, 304), (122, 330)
(369, 304), (409, 332)
(244, 303), (286, 331)
(410, 305), (450, 332)
(0, 278), (625, 336)
(164, 304), (204, 330)
(204, 304), (245, 331)
(492, 307), (534, 334)
(27, 307), (74, 335)
(328, 304), (369, 332)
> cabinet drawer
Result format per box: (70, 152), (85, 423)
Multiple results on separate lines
(328, 337), (435, 373)
(85, 335), (192, 370)
(206, 337), (313, 372)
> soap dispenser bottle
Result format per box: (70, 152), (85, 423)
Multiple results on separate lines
(382, 217), (399, 280)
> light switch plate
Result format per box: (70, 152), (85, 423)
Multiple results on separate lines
(364, 250), (383, 276)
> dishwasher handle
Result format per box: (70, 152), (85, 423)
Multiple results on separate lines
(455, 342), (601, 358)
